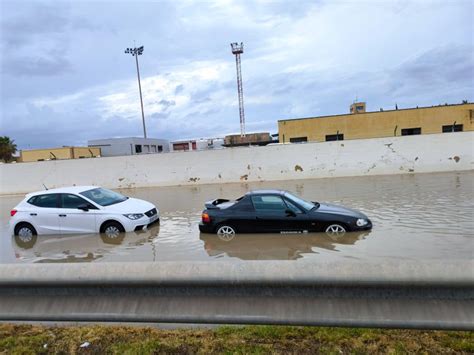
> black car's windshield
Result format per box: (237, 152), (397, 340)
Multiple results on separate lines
(284, 192), (318, 211)
(80, 188), (128, 206)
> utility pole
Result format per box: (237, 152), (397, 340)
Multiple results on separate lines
(124, 45), (147, 138)
(231, 42), (246, 137)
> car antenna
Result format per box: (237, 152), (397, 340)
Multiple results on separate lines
(42, 183), (49, 190)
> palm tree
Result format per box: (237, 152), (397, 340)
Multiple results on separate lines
(0, 136), (18, 163)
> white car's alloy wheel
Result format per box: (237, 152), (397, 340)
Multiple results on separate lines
(18, 227), (33, 239)
(104, 225), (121, 238)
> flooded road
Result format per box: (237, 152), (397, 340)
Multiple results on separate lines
(1, 171), (473, 263)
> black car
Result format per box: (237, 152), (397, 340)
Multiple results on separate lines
(199, 190), (372, 236)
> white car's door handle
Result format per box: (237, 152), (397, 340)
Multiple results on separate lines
(59, 214), (67, 217)
(30, 213), (37, 216)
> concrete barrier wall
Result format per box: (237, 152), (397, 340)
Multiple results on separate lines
(1, 132), (473, 195)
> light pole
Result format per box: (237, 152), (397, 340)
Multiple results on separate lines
(124, 45), (147, 138)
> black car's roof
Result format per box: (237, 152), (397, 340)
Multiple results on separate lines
(245, 189), (286, 196)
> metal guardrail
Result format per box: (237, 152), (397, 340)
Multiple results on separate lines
(0, 261), (472, 330)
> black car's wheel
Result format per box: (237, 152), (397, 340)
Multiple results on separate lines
(325, 223), (346, 236)
(14, 223), (38, 249)
(216, 224), (236, 241)
(100, 221), (125, 238)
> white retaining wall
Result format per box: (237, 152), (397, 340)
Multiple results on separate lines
(1, 132), (473, 195)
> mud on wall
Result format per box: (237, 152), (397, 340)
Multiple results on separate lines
(1, 132), (473, 195)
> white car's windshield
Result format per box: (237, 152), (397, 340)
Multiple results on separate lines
(80, 188), (128, 206)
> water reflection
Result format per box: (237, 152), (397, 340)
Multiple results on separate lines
(12, 224), (161, 263)
(200, 231), (371, 260)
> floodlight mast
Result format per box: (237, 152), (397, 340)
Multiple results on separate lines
(231, 42), (246, 137)
(124, 46), (147, 139)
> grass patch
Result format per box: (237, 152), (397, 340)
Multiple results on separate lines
(0, 324), (472, 354)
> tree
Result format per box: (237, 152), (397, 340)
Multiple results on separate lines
(0, 136), (18, 163)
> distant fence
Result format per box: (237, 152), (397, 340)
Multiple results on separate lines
(1, 132), (473, 195)
(0, 261), (472, 330)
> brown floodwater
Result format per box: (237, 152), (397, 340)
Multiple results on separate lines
(1, 171), (473, 263)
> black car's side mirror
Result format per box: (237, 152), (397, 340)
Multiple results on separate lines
(77, 203), (89, 211)
(285, 209), (296, 217)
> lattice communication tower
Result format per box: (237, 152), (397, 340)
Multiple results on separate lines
(231, 42), (246, 137)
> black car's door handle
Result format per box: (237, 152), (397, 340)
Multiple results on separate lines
(59, 214), (67, 217)
(30, 213), (37, 216)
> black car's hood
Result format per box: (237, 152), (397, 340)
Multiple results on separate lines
(314, 202), (367, 219)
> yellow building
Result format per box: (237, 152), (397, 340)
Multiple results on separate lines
(19, 147), (101, 163)
(278, 102), (474, 143)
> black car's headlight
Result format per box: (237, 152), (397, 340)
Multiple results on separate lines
(356, 218), (368, 227)
(124, 213), (144, 220)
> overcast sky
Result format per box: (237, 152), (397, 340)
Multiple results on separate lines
(1, 0), (473, 150)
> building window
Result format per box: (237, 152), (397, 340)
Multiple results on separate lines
(442, 124), (463, 133)
(356, 105), (364, 111)
(144, 145), (150, 153)
(151, 145), (157, 152)
(158, 145), (163, 152)
(289, 137), (308, 143)
(401, 128), (421, 136)
(325, 134), (344, 141)
(135, 144), (142, 153)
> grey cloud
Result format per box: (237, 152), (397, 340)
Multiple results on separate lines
(189, 84), (229, 105)
(193, 96), (212, 104)
(248, 44), (474, 120)
(1, 4), (68, 47)
(3, 55), (72, 76)
(149, 112), (171, 121)
(222, 80), (237, 90)
(1, 1), (96, 47)
(174, 84), (184, 94)
(272, 84), (295, 96)
(2, 1), (473, 150)
(241, 0), (321, 20)
(3, 106), (147, 149)
(0, 1), (97, 79)
(157, 99), (176, 109)
(387, 45), (474, 97)
(201, 108), (220, 116)
(400, 45), (472, 81)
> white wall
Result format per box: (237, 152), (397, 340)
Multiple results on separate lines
(1, 132), (473, 195)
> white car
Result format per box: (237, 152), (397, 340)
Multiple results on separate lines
(10, 186), (159, 237)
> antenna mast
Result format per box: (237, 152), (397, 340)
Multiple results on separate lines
(231, 42), (246, 137)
